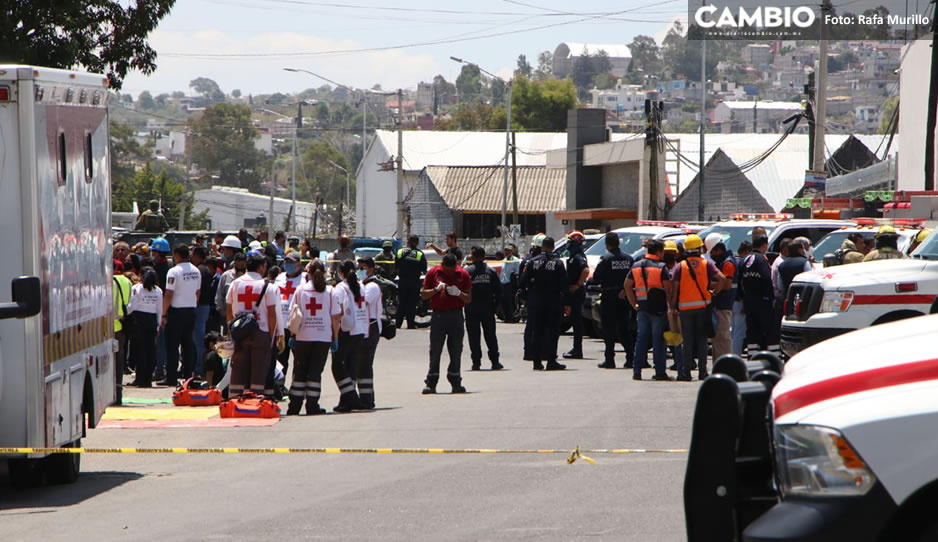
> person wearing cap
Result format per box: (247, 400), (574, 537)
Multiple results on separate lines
(708, 240), (739, 362)
(562, 231), (590, 360)
(519, 236), (568, 371)
(519, 234), (544, 362)
(863, 225), (907, 262)
(395, 235), (428, 330)
(464, 246), (503, 371)
(662, 240), (686, 371)
(149, 237), (172, 381)
(420, 253), (472, 394)
(135, 200), (169, 233)
(592, 232), (635, 370)
(740, 235), (779, 358)
(669, 234), (725, 380)
(275, 252), (306, 377)
(219, 235), (242, 266)
(377, 240), (396, 278)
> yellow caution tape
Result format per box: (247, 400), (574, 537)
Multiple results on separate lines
(566, 446), (595, 465)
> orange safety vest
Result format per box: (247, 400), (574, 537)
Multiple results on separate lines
(632, 255), (666, 301)
(678, 257), (711, 311)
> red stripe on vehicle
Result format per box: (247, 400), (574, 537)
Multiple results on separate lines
(852, 294), (933, 305)
(774, 358), (938, 419)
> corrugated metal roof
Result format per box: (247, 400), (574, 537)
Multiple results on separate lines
(421, 166), (566, 213)
(373, 130), (567, 172)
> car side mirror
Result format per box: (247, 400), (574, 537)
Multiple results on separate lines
(0, 276), (41, 320)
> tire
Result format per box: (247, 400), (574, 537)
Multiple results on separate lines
(7, 458), (44, 489)
(45, 440), (81, 485)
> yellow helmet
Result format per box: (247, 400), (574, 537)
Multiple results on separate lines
(916, 229), (932, 243)
(876, 225), (898, 237)
(664, 240), (679, 252)
(684, 234), (704, 251)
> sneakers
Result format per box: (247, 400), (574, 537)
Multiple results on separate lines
(652, 374), (674, 381)
(451, 385), (467, 394)
(597, 361), (616, 369)
(562, 350), (583, 359)
(545, 361), (566, 371)
(491, 361), (504, 371)
(422, 385), (437, 395)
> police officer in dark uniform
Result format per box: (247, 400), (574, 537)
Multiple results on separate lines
(592, 232), (635, 369)
(395, 235), (428, 329)
(519, 234), (544, 362)
(464, 247), (503, 371)
(740, 235), (780, 357)
(563, 231), (589, 359)
(519, 236), (568, 371)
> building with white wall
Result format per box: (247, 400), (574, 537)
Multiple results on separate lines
(898, 36), (937, 191)
(590, 80), (646, 114)
(193, 186), (316, 232)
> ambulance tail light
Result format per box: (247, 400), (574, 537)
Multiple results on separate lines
(896, 282), (918, 292)
(775, 424), (876, 497)
(0, 85), (10, 101)
(819, 290), (854, 313)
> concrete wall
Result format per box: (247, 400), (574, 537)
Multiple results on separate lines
(193, 188), (315, 232)
(600, 163), (640, 208)
(566, 109), (608, 211)
(898, 37), (938, 191)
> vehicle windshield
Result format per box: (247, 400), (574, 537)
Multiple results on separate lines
(912, 230), (938, 259)
(584, 232), (653, 257)
(813, 231), (859, 258)
(696, 225), (776, 254)
(555, 237), (601, 258)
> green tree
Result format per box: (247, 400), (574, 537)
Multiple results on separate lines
(628, 35), (660, 74)
(111, 162), (206, 227)
(155, 93), (169, 107)
(511, 77), (578, 132)
(110, 120), (150, 190)
(592, 73), (617, 90)
(534, 50), (553, 80)
(189, 77), (224, 104)
(432, 75), (457, 111)
(138, 90), (155, 110)
(299, 140), (353, 204)
(516, 54), (533, 78)
(877, 97), (899, 135)
(172, 90), (185, 99)
(188, 103), (269, 192)
(490, 77), (506, 107)
(594, 50), (613, 75)
(448, 103), (504, 130)
(0, 0), (175, 90)
(569, 47), (596, 97)
(456, 64), (483, 103)
(231, 89), (242, 99)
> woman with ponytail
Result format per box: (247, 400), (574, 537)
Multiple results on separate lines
(330, 259), (369, 412)
(287, 261), (341, 415)
(127, 267), (162, 387)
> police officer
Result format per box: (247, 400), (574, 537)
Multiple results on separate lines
(593, 232), (634, 369)
(395, 235), (428, 329)
(563, 231), (590, 360)
(464, 247), (503, 371)
(863, 225), (907, 262)
(740, 235), (780, 357)
(520, 234), (545, 362)
(520, 237), (568, 370)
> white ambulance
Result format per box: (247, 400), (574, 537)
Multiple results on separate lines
(780, 228), (938, 357)
(0, 66), (116, 486)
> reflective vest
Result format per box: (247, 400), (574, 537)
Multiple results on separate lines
(678, 257), (711, 311)
(632, 257), (666, 301)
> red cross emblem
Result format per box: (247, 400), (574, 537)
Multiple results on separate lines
(280, 281), (298, 299)
(306, 297), (323, 316)
(356, 296), (365, 309)
(237, 285), (261, 311)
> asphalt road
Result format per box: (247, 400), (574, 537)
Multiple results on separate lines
(0, 322), (700, 541)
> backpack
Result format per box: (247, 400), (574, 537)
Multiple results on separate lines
(831, 248), (856, 266)
(230, 281), (270, 344)
(143, 211), (164, 232)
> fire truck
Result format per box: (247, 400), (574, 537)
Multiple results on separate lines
(0, 66), (116, 486)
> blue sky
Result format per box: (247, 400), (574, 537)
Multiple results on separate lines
(120, 0), (687, 96)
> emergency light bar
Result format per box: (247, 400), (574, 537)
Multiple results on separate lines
(853, 217), (925, 227)
(636, 220), (688, 227)
(730, 213), (793, 221)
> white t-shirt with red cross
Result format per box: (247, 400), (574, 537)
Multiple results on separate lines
(333, 280), (370, 336)
(275, 272), (307, 326)
(225, 272), (280, 334)
(362, 278), (383, 335)
(291, 284), (341, 342)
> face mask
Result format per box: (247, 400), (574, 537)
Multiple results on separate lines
(356, 269), (367, 281)
(283, 263), (297, 274)
(663, 254), (676, 265)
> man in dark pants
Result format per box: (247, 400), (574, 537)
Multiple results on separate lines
(421, 254), (473, 394)
(563, 231), (589, 360)
(464, 247), (502, 371)
(520, 235), (544, 361)
(159, 244), (202, 385)
(520, 236), (569, 371)
(740, 235), (779, 357)
(592, 232), (634, 369)
(395, 235), (428, 329)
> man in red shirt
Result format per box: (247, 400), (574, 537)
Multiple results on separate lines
(420, 254), (472, 394)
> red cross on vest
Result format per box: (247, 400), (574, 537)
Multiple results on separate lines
(356, 296), (365, 309)
(280, 281), (298, 299)
(306, 297), (323, 316)
(237, 285), (261, 311)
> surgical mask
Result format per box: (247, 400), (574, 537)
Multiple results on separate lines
(663, 253), (676, 265)
(356, 269), (367, 281)
(283, 263), (297, 274)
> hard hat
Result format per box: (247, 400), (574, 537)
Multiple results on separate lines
(248, 240), (263, 251)
(567, 230), (585, 243)
(221, 235), (242, 249)
(916, 229), (932, 243)
(876, 225), (898, 237)
(684, 234), (704, 251)
(247, 249), (265, 258)
(149, 237), (170, 253)
(531, 233), (546, 247)
(704, 232), (723, 252)
(664, 240), (679, 252)
(663, 331), (683, 346)
(382, 240), (393, 248)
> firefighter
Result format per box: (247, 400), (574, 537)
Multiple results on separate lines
(624, 239), (672, 381)
(562, 231), (590, 360)
(740, 235), (780, 358)
(863, 225), (908, 262)
(519, 236), (568, 370)
(669, 234), (725, 380)
(135, 200), (169, 233)
(909, 228), (932, 253)
(464, 247), (502, 371)
(593, 232), (634, 370)
(395, 235), (428, 329)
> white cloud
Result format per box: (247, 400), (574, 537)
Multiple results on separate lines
(120, 29), (440, 95)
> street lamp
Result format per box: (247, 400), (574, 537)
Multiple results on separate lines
(327, 159), (350, 207)
(451, 56), (512, 247)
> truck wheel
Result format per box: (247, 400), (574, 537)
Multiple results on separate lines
(7, 458), (44, 489)
(872, 311), (921, 326)
(45, 440), (81, 485)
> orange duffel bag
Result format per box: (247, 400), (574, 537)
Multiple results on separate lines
(172, 378), (223, 407)
(219, 392), (281, 419)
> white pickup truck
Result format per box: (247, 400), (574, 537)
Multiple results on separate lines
(779, 229), (938, 356)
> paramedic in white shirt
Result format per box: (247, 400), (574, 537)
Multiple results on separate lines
(225, 253), (279, 396)
(127, 268), (163, 388)
(160, 244), (202, 385)
(357, 257), (383, 409)
(330, 260), (369, 412)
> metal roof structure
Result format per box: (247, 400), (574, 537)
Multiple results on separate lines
(418, 166), (566, 213)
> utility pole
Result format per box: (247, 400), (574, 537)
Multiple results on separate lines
(698, 36), (706, 222)
(501, 80), (512, 247)
(924, 5), (938, 190)
(268, 146), (276, 242)
(511, 131), (519, 225)
(646, 100), (662, 220)
(812, 0), (831, 172)
(395, 88), (404, 238)
(292, 104), (300, 232)
(753, 100), (758, 133)
(361, 93), (367, 235)
(178, 128), (190, 230)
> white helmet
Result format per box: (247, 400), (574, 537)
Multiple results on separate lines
(248, 240), (263, 251)
(221, 235), (242, 249)
(704, 232), (723, 252)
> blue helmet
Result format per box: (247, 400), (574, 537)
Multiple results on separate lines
(150, 237), (170, 253)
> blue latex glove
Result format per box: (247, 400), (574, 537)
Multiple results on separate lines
(331, 339), (339, 353)
(288, 337), (295, 350)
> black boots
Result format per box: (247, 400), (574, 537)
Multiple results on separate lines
(562, 349), (583, 359)
(333, 391), (361, 413)
(286, 396), (303, 416)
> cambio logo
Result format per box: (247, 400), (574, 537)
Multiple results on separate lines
(695, 5), (816, 28)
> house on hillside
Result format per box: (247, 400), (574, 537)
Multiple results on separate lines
(553, 43), (631, 79)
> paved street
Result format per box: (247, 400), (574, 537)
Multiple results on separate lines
(1, 323), (699, 541)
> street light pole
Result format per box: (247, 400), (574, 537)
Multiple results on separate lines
(327, 160), (351, 207)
